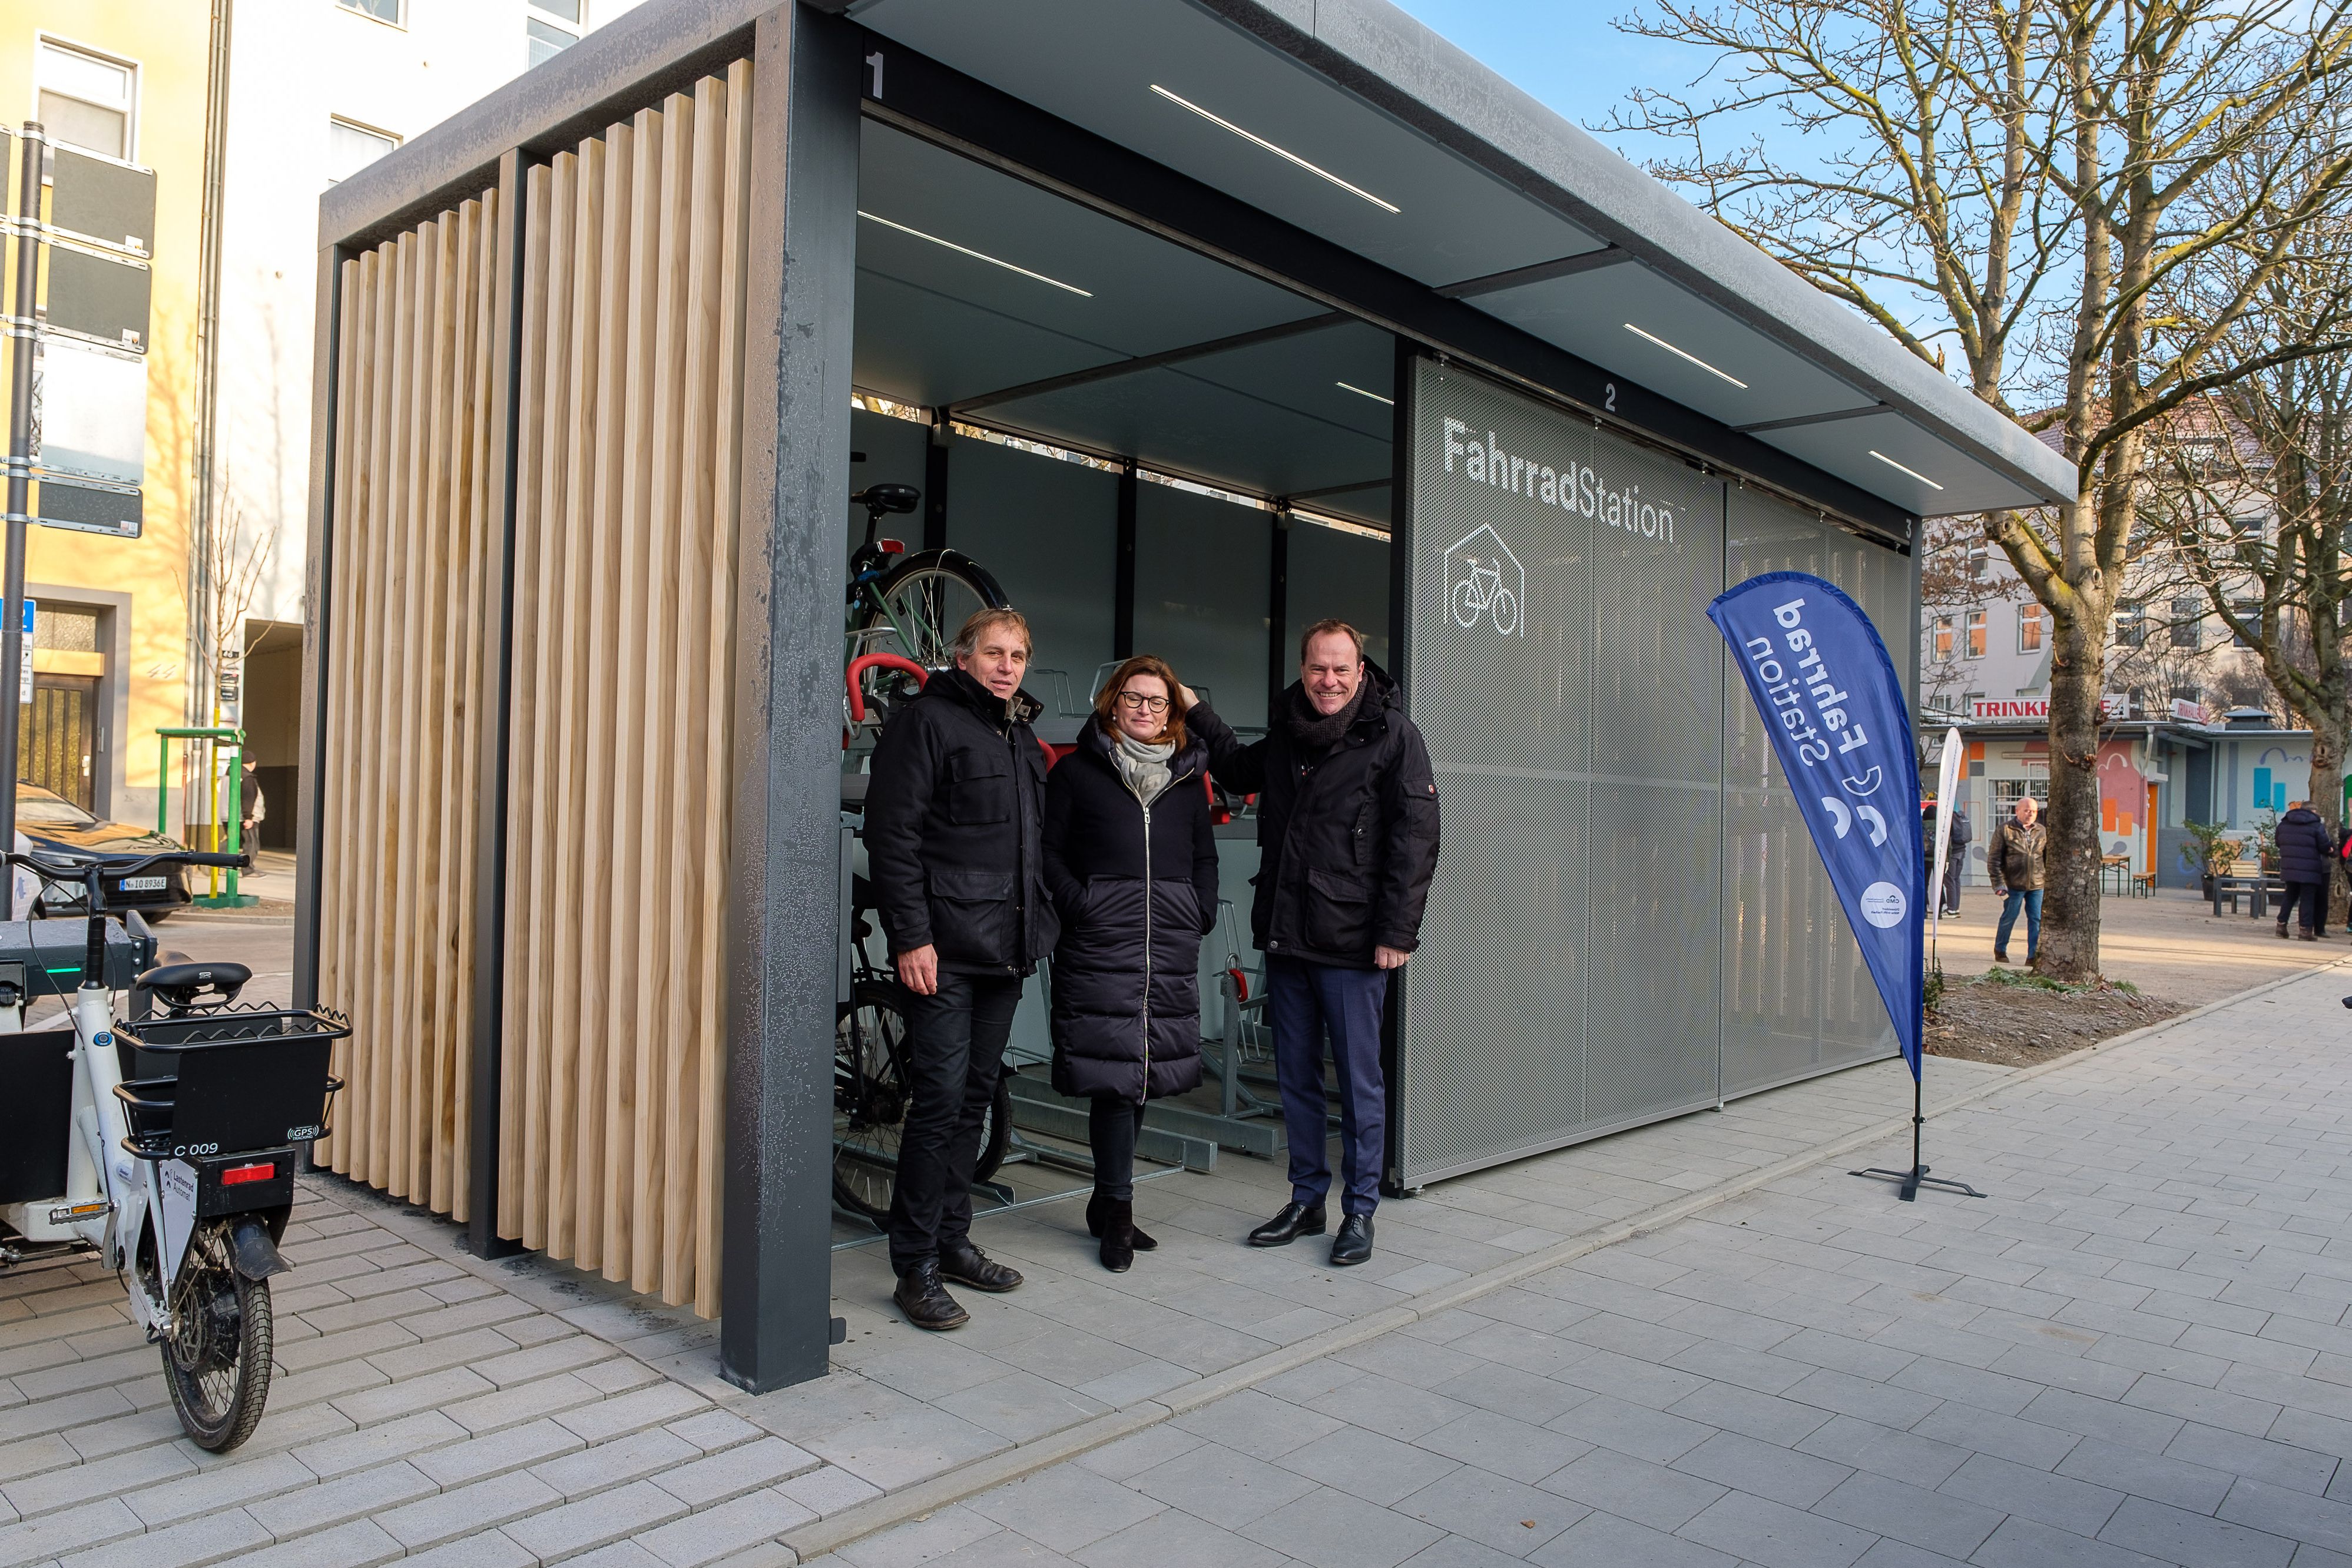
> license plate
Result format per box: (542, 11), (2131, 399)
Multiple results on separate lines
(117, 876), (166, 893)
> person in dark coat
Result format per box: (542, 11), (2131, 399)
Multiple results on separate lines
(1182, 620), (1440, 1268)
(1942, 801), (1972, 916)
(1041, 655), (1218, 1272)
(2273, 801), (2336, 941)
(864, 607), (1056, 1332)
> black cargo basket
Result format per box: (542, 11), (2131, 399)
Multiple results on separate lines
(111, 1006), (348, 1161)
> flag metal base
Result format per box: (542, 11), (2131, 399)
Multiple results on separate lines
(1850, 1073), (1985, 1202)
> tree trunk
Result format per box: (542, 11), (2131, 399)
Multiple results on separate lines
(2312, 716), (2348, 930)
(2038, 605), (2105, 980)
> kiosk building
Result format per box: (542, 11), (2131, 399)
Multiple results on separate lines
(293, 0), (2078, 1390)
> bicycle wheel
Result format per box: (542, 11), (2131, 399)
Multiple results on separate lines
(851, 551), (1011, 725)
(834, 980), (913, 1221)
(158, 1220), (273, 1453)
(832, 981), (1017, 1221)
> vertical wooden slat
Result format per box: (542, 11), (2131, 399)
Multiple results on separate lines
(541, 143), (602, 1261)
(629, 91), (695, 1293)
(660, 72), (727, 1305)
(695, 58), (756, 1315)
(572, 118), (637, 1275)
(599, 103), (668, 1282)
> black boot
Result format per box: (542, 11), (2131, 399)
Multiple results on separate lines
(938, 1241), (1023, 1292)
(1087, 1191), (1157, 1251)
(1331, 1213), (1374, 1267)
(1100, 1199), (1135, 1273)
(1247, 1201), (1327, 1247)
(894, 1261), (969, 1331)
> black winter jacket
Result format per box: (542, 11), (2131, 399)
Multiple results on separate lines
(2276, 806), (2337, 884)
(864, 668), (1056, 976)
(1041, 720), (1218, 1102)
(1190, 661), (1441, 969)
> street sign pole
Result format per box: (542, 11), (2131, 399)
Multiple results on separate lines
(0, 124), (41, 853)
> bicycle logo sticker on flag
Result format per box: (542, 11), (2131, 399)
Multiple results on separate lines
(1442, 523), (1525, 637)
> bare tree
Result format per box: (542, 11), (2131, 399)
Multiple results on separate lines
(1608, 0), (2352, 979)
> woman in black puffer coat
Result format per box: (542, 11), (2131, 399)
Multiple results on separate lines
(1041, 654), (1218, 1272)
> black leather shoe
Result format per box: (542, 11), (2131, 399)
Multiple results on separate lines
(894, 1261), (969, 1331)
(938, 1242), (1023, 1292)
(1247, 1201), (1327, 1248)
(1087, 1191), (1157, 1251)
(1330, 1214), (1374, 1267)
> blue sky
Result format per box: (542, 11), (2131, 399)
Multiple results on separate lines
(1383, 1), (1729, 168)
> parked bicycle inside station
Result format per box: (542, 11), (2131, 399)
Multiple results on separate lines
(0, 844), (343, 1452)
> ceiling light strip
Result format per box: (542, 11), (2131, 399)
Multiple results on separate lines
(857, 211), (1093, 297)
(1867, 449), (1946, 490)
(1148, 85), (1400, 213)
(1336, 381), (1394, 406)
(1622, 323), (1748, 389)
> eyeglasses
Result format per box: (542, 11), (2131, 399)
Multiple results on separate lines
(1115, 692), (1171, 714)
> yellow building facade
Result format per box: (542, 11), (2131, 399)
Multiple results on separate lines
(0, 2), (211, 828)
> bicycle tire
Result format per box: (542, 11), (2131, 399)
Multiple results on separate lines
(833, 980), (1015, 1222)
(158, 1221), (273, 1453)
(852, 551), (1012, 692)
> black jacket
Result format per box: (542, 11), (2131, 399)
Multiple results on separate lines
(1041, 720), (1218, 1101)
(1190, 661), (1440, 969)
(864, 668), (1056, 976)
(2277, 806), (2337, 883)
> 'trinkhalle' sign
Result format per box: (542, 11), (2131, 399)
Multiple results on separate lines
(1969, 695), (2127, 721)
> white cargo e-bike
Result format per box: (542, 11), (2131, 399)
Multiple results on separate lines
(0, 846), (344, 1452)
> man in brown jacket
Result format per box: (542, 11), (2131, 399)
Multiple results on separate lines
(1988, 795), (2048, 964)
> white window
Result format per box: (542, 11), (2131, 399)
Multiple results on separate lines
(1965, 609), (1987, 659)
(327, 117), (399, 186)
(528, 0), (586, 67)
(1965, 542), (1989, 582)
(2017, 602), (2045, 654)
(2114, 601), (2145, 648)
(2171, 596), (2203, 651)
(337, 0), (402, 22)
(35, 38), (137, 161)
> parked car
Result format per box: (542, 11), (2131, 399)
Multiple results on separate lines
(18, 782), (191, 922)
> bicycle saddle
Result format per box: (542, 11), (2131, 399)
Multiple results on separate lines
(136, 961), (251, 1009)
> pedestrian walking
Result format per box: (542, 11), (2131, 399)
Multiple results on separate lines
(1988, 795), (2048, 964)
(1041, 655), (1219, 1273)
(2273, 800), (2335, 942)
(1942, 800), (1972, 917)
(1182, 621), (1440, 1268)
(863, 607), (1055, 1331)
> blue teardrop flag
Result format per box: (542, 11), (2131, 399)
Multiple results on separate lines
(1710, 572), (1924, 1076)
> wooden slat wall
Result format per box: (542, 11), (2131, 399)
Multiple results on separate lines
(318, 62), (752, 1316)
(316, 193), (499, 1221)
(499, 65), (754, 1314)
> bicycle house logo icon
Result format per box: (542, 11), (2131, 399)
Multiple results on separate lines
(1442, 523), (1525, 637)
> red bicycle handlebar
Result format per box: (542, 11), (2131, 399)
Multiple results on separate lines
(846, 654), (929, 722)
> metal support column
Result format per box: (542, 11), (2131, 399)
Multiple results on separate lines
(923, 410), (949, 552)
(1267, 508), (1290, 715)
(1113, 460), (1138, 659)
(722, 0), (861, 1394)
(467, 150), (531, 1261)
(1380, 335), (1416, 1196)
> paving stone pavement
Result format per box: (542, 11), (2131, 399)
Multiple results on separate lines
(810, 960), (2352, 1568)
(7, 957), (2348, 1565)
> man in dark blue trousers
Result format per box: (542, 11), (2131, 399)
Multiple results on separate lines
(1182, 621), (1440, 1267)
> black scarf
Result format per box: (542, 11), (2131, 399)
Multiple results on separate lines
(1286, 680), (1367, 755)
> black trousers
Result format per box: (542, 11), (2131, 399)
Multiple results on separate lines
(887, 969), (1023, 1274)
(1940, 856), (1964, 913)
(2277, 880), (2328, 936)
(1088, 1097), (1148, 1201)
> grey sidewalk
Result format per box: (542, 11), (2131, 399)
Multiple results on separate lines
(855, 960), (2352, 1568)
(12, 953), (2352, 1565)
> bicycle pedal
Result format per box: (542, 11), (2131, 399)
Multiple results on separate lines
(45, 1199), (112, 1225)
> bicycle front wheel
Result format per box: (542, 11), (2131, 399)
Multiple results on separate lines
(160, 1221), (273, 1453)
(852, 552), (1011, 710)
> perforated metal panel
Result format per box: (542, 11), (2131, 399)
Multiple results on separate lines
(1399, 360), (1724, 1184)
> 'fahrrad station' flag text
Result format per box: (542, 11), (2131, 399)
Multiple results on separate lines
(1708, 572), (1924, 1076)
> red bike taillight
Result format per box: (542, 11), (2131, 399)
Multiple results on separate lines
(878, 538), (907, 554)
(221, 1162), (275, 1186)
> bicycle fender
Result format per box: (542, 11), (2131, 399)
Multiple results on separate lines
(227, 1215), (290, 1281)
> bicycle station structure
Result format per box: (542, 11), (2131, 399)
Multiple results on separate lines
(292, 0), (2076, 1396)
